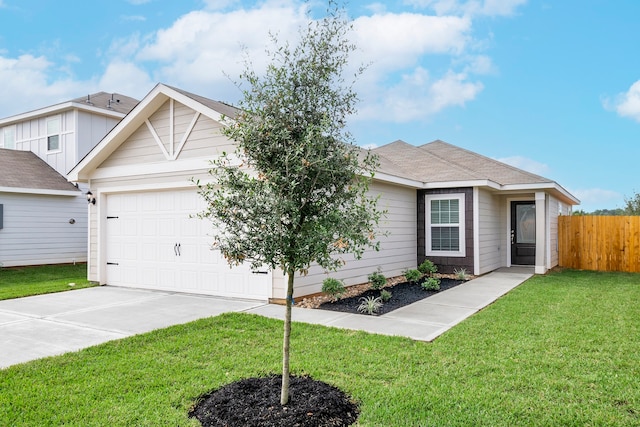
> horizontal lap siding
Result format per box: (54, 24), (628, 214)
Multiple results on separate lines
(478, 189), (503, 274)
(281, 182), (417, 299)
(0, 193), (87, 267)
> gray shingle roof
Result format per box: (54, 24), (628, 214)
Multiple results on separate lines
(164, 85), (240, 119)
(0, 149), (79, 192)
(373, 139), (555, 185)
(70, 92), (139, 115)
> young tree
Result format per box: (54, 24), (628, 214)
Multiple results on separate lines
(196, 3), (383, 405)
(624, 191), (640, 215)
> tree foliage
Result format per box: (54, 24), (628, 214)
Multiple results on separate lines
(624, 190), (640, 215)
(196, 2), (383, 405)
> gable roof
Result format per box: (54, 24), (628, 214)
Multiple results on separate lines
(68, 83), (237, 182)
(0, 149), (80, 195)
(0, 92), (139, 126)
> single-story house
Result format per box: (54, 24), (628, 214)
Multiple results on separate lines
(0, 92), (139, 267)
(68, 83), (579, 301)
(0, 149), (84, 266)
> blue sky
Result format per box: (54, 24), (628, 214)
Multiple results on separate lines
(0, 0), (638, 212)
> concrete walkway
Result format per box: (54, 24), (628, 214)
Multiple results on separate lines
(0, 267), (532, 369)
(247, 267), (534, 341)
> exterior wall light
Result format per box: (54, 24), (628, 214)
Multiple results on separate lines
(86, 191), (96, 205)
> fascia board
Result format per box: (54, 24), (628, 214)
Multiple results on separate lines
(0, 187), (80, 196)
(502, 182), (580, 205)
(68, 84), (231, 182)
(423, 179), (500, 190)
(89, 158), (214, 180)
(370, 172), (422, 188)
(0, 102), (125, 126)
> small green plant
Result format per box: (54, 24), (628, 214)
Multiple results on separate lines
(322, 277), (345, 300)
(404, 268), (422, 284)
(380, 289), (392, 302)
(357, 295), (383, 315)
(421, 277), (441, 291)
(454, 267), (470, 281)
(418, 259), (438, 276)
(368, 269), (387, 290)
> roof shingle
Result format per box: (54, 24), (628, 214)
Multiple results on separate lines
(0, 149), (79, 192)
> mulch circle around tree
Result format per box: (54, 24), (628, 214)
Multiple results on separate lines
(318, 278), (464, 315)
(188, 374), (359, 427)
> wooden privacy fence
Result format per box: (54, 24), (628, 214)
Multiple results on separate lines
(559, 216), (640, 273)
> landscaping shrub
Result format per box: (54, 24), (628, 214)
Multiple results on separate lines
(421, 277), (441, 291)
(368, 269), (386, 290)
(418, 259), (437, 276)
(404, 269), (422, 284)
(322, 278), (346, 300)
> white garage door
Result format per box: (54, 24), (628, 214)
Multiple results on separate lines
(105, 189), (271, 300)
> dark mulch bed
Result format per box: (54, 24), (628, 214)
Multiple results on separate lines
(318, 278), (464, 315)
(189, 374), (359, 426)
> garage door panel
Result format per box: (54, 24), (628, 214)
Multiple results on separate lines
(105, 190), (270, 299)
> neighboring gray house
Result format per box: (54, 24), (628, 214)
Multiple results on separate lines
(0, 92), (138, 267)
(68, 83), (579, 302)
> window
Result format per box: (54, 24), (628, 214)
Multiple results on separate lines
(426, 194), (465, 257)
(2, 126), (15, 149)
(47, 116), (60, 151)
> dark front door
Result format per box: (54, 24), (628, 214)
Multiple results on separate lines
(511, 201), (535, 265)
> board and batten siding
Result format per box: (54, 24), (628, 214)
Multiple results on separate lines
(98, 100), (233, 169)
(476, 189), (504, 275)
(0, 192), (87, 267)
(273, 181), (417, 300)
(76, 111), (121, 163)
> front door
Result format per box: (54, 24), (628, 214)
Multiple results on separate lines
(511, 201), (535, 265)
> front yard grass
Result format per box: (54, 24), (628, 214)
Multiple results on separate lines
(1, 269), (639, 426)
(0, 264), (94, 300)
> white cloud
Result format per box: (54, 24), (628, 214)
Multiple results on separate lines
(406, 0), (527, 17)
(0, 0), (517, 123)
(358, 68), (483, 122)
(608, 80), (640, 122)
(0, 54), (89, 116)
(495, 155), (550, 176)
(98, 61), (153, 99)
(571, 188), (623, 210)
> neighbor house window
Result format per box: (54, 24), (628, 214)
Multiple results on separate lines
(2, 126), (15, 149)
(426, 194), (465, 257)
(47, 116), (60, 151)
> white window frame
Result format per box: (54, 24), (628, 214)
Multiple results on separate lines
(2, 126), (15, 149)
(425, 193), (466, 257)
(46, 115), (61, 152)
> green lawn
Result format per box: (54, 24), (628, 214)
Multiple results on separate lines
(1, 269), (639, 426)
(0, 264), (94, 300)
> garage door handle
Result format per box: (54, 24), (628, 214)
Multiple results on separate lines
(252, 271), (268, 274)
(177, 243), (181, 256)
(174, 243), (178, 256)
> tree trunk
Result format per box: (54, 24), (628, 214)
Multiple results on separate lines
(280, 268), (295, 405)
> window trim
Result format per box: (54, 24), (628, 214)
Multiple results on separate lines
(425, 193), (466, 257)
(2, 126), (15, 149)
(46, 115), (61, 152)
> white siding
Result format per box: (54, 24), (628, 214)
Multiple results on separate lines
(0, 192), (87, 267)
(13, 110), (76, 177)
(76, 111), (120, 163)
(477, 189), (503, 274)
(275, 181), (417, 299)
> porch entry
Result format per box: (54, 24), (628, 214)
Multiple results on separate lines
(511, 201), (535, 265)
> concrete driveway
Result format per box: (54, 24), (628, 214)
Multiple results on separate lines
(1, 267), (533, 369)
(0, 286), (265, 369)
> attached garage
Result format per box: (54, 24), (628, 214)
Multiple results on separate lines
(104, 189), (270, 299)
(68, 84), (419, 302)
